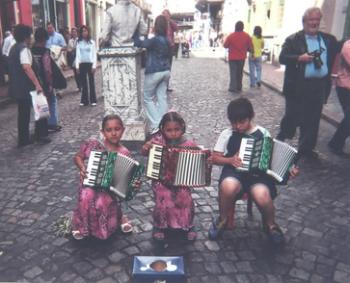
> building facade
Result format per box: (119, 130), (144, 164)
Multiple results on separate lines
(1, 0), (151, 44)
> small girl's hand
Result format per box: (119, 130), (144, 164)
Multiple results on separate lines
(79, 165), (87, 182)
(142, 141), (153, 153)
(289, 165), (299, 179)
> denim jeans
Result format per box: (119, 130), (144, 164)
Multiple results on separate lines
(143, 70), (171, 129)
(48, 92), (58, 126)
(248, 56), (262, 87)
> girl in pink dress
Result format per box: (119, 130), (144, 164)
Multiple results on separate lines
(142, 112), (199, 241)
(72, 114), (134, 240)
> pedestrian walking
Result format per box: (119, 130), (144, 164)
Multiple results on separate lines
(328, 39), (350, 156)
(162, 9), (178, 92)
(249, 26), (264, 88)
(133, 15), (171, 134)
(224, 21), (253, 93)
(67, 27), (81, 92)
(72, 114), (137, 240)
(46, 22), (65, 132)
(276, 7), (339, 159)
(141, 112), (199, 242)
(208, 98), (299, 244)
(75, 25), (97, 106)
(8, 24), (49, 147)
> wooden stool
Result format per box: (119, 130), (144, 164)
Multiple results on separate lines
(226, 193), (253, 230)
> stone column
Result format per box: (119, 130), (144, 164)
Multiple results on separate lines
(98, 47), (145, 141)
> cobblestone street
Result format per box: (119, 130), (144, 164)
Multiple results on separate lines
(1, 54), (350, 283)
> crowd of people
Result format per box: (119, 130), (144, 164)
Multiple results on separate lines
(2, 21), (101, 148)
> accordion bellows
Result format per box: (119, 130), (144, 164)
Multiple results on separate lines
(83, 150), (143, 200)
(147, 144), (212, 187)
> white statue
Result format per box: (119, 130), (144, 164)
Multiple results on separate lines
(100, 0), (148, 47)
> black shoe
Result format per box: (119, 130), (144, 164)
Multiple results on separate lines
(18, 140), (34, 148)
(264, 224), (285, 245)
(328, 142), (343, 155)
(167, 88), (174, 92)
(36, 137), (51, 144)
(257, 82), (261, 87)
(48, 125), (62, 132)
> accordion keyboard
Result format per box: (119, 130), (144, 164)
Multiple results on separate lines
(147, 144), (164, 179)
(238, 138), (254, 171)
(83, 150), (107, 187)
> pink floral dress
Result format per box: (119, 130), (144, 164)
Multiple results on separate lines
(72, 139), (130, 240)
(149, 133), (198, 231)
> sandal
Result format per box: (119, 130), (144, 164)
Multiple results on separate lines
(187, 227), (197, 241)
(208, 216), (226, 240)
(72, 230), (84, 240)
(152, 228), (165, 241)
(120, 223), (133, 234)
(265, 224), (285, 245)
(120, 216), (133, 234)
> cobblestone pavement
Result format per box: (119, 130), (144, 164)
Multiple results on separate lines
(1, 56), (350, 283)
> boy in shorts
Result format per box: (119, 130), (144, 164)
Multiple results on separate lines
(209, 97), (298, 244)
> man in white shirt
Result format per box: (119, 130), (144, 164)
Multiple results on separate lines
(2, 29), (16, 82)
(2, 30), (16, 56)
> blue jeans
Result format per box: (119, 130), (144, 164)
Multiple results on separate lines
(48, 92), (58, 126)
(143, 70), (171, 129)
(248, 56), (262, 87)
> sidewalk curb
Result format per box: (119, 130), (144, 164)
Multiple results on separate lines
(243, 69), (339, 127)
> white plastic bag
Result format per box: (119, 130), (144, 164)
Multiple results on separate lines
(30, 91), (50, 121)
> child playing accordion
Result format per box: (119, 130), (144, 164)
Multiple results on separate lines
(142, 112), (206, 242)
(72, 114), (138, 240)
(209, 98), (299, 244)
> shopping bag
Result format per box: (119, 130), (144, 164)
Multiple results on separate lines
(30, 91), (50, 121)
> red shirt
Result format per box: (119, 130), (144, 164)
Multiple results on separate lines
(224, 31), (252, 60)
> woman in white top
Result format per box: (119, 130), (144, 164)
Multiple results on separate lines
(75, 25), (97, 106)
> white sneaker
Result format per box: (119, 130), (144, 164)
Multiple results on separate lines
(91, 103), (97, 106)
(79, 103), (84, 106)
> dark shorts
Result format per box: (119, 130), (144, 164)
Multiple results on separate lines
(219, 166), (277, 200)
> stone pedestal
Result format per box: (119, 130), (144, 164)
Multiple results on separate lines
(98, 47), (145, 141)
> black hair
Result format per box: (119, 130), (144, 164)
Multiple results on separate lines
(159, 112), (186, 134)
(102, 114), (124, 130)
(154, 15), (168, 37)
(253, 26), (262, 38)
(227, 97), (254, 123)
(78, 25), (91, 43)
(34, 27), (49, 43)
(13, 24), (32, 43)
(235, 21), (244, 32)
(47, 22), (55, 29)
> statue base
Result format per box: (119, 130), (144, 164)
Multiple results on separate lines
(99, 47), (145, 141)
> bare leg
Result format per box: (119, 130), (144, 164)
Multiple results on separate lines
(250, 184), (275, 227)
(219, 177), (241, 221)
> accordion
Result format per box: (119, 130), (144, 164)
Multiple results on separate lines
(83, 150), (144, 200)
(146, 144), (212, 187)
(237, 136), (297, 183)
